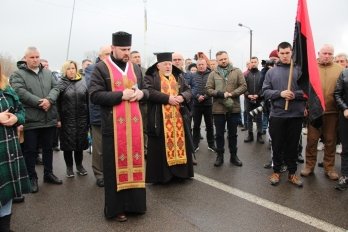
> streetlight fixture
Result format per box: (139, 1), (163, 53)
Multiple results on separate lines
(238, 23), (253, 59)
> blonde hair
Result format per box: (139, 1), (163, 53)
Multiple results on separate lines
(0, 63), (9, 90)
(61, 60), (78, 77)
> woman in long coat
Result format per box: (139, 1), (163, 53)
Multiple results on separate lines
(0, 63), (31, 231)
(58, 60), (89, 178)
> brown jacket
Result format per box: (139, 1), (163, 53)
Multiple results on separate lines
(206, 64), (247, 114)
(318, 62), (343, 114)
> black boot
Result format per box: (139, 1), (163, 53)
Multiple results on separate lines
(44, 173), (63, 185)
(297, 154), (304, 163)
(244, 132), (253, 143)
(335, 176), (348, 191)
(214, 153), (224, 167)
(230, 153), (243, 166)
(13, 195), (25, 203)
(192, 153), (197, 165)
(0, 214), (12, 232)
(257, 132), (264, 144)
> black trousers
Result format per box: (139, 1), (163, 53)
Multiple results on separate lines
(339, 113), (348, 176)
(52, 128), (60, 148)
(192, 105), (215, 148)
(269, 117), (303, 174)
(63, 150), (83, 167)
(214, 113), (239, 155)
(23, 127), (55, 179)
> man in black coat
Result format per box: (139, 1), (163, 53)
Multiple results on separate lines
(243, 56), (264, 144)
(89, 31), (148, 222)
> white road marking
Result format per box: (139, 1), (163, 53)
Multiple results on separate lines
(194, 173), (347, 232)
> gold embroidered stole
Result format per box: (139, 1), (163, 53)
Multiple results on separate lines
(160, 73), (187, 166)
(104, 57), (145, 191)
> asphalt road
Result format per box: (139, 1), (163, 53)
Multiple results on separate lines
(12, 128), (348, 232)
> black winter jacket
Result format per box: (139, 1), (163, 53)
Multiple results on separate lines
(58, 76), (89, 151)
(334, 69), (348, 111)
(89, 59), (148, 138)
(244, 68), (262, 101)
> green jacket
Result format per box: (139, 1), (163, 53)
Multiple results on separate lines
(0, 85), (31, 206)
(10, 61), (59, 130)
(206, 64), (247, 114)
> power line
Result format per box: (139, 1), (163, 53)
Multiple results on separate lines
(152, 21), (240, 33)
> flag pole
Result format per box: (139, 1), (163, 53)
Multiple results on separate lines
(285, 58), (294, 110)
(143, 0), (148, 68)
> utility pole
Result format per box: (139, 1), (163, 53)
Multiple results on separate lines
(66, 0), (76, 60)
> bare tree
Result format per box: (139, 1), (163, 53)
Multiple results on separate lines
(0, 53), (16, 77)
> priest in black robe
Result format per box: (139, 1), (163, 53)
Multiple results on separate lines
(144, 52), (194, 184)
(89, 31), (148, 222)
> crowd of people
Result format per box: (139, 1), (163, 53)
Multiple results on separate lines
(0, 30), (347, 230)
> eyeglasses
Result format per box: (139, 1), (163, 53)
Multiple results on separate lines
(173, 59), (182, 61)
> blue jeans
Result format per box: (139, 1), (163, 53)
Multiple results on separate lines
(214, 113), (239, 155)
(0, 200), (12, 217)
(23, 127), (56, 179)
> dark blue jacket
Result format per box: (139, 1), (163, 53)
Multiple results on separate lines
(188, 69), (212, 106)
(85, 63), (101, 126)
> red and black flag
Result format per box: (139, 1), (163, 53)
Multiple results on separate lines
(292, 0), (325, 127)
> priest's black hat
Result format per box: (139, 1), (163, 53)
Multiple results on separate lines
(112, 31), (132, 46)
(155, 52), (173, 63)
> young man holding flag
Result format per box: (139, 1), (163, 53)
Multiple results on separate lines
(262, 42), (306, 187)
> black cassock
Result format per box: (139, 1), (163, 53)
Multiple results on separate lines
(146, 118), (194, 184)
(144, 65), (194, 184)
(89, 60), (147, 219)
(103, 135), (146, 218)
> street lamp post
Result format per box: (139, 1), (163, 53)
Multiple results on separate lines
(238, 23), (253, 59)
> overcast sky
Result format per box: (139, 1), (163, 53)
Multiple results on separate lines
(2, 0), (348, 71)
